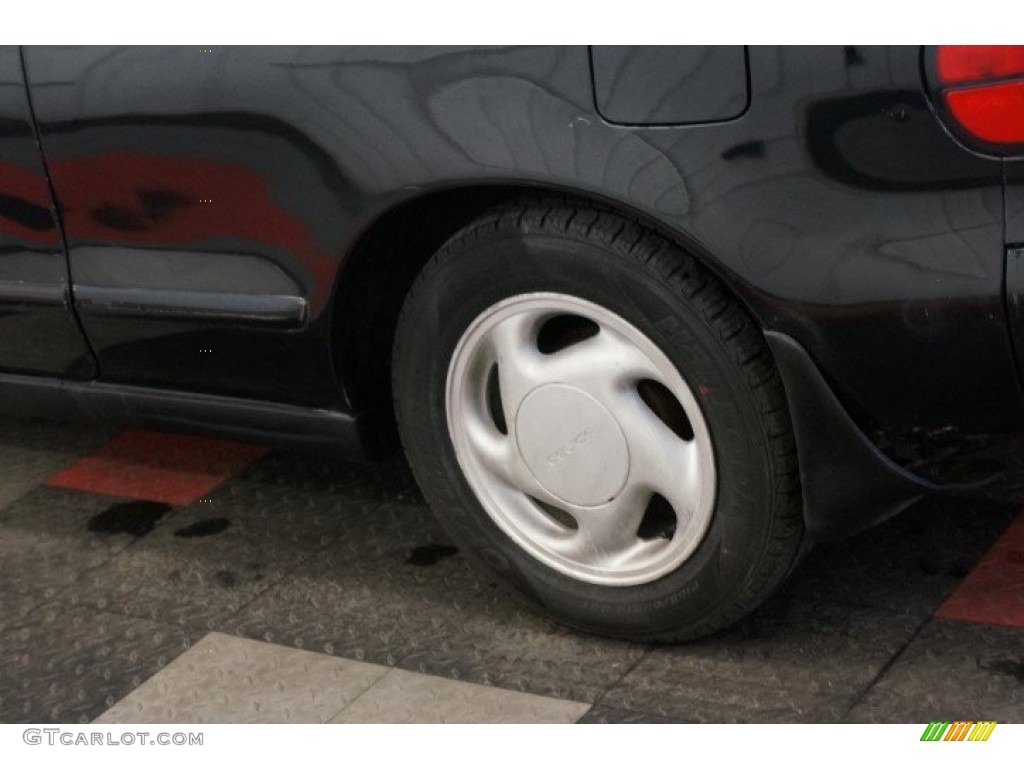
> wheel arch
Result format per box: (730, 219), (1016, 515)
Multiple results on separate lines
(330, 182), (763, 428)
(330, 182), (991, 547)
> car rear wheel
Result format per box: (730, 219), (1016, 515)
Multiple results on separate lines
(392, 201), (803, 641)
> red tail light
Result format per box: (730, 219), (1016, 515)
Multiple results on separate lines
(945, 81), (1024, 144)
(935, 45), (1024, 149)
(938, 46), (1024, 84)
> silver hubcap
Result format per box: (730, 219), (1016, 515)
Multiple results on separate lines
(446, 292), (716, 587)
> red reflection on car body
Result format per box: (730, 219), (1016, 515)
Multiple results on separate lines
(0, 153), (336, 307)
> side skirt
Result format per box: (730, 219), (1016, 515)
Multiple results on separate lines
(0, 372), (381, 461)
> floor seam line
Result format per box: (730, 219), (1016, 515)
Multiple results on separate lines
(326, 666), (397, 722)
(841, 616), (931, 720)
(577, 644), (653, 720)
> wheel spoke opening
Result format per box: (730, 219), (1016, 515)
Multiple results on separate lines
(637, 378), (694, 441)
(536, 313), (599, 354)
(636, 492), (677, 541)
(527, 495), (579, 531)
(485, 363), (508, 435)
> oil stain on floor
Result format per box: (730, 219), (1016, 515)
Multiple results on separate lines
(87, 500), (172, 537)
(406, 544), (459, 567)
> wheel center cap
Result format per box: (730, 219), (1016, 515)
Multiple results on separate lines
(515, 384), (629, 507)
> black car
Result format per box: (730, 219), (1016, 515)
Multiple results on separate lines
(2, 45), (1022, 641)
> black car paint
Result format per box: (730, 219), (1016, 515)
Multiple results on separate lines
(1005, 162), (1024, 375)
(0, 45), (1020, 537)
(0, 46), (94, 378)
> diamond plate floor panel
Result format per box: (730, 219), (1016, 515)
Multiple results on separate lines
(0, 418), (115, 513)
(330, 667), (589, 723)
(0, 603), (192, 723)
(846, 619), (1024, 722)
(97, 632), (589, 724)
(576, 705), (691, 724)
(396, 588), (646, 704)
(46, 429), (269, 506)
(1, 413), (1022, 724)
(0, 487), (144, 629)
(95, 632), (388, 724)
(227, 561), (486, 667)
(936, 511), (1024, 628)
(780, 496), (1017, 618)
(598, 598), (923, 723)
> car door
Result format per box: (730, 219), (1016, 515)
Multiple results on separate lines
(0, 45), (95, 380)
(20, 45), (358, 409)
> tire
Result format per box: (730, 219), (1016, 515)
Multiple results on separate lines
(392, 200), (803, 642)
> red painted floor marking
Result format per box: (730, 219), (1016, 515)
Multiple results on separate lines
(935, 511), (1024, 629)
(46, 428), (268, 506)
